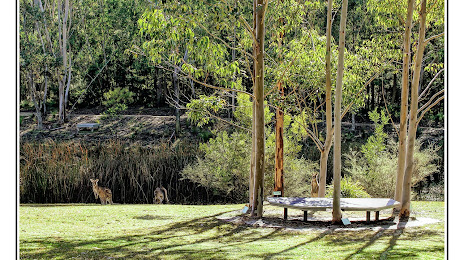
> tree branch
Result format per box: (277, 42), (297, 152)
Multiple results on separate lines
(341, 58), (395, 119)
(186, 74), (254, 99)
(418, 68), (444, 101)
(381, 78), (400, 137)
(264, 30), (314, 98)
(417, 88), (444, 114)
(416, 95), (444, 126)
(239, 15), (257, 46)
(424, 32), (444, 45)
(203, 109), (251, 133)
(69, 59), (110, 112)
(193, 17), (253, 59)
(268, 104), (324, 152)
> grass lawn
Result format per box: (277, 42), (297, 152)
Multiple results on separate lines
(20, 201), (444, 259)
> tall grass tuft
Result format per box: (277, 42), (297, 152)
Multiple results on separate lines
(20, 140), (210, 204)
(20, 140), (90, 203)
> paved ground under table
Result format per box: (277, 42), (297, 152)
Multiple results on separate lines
(266, 197), (400, 223)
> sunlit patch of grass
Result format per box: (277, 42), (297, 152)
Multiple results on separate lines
(20, 201), (444, 259)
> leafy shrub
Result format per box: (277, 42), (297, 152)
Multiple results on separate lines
(181, 131), (250, 201)
(103, 87), (134, 115)
(344, 110), (441, 198)
(181, 130), (318, 202)
(325, 177), (371, 198)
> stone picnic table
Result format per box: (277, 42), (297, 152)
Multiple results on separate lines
(76, 123), (100, 132)
(267, 197), (400, 223)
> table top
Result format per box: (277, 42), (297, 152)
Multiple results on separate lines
(266, 197), (400, 211)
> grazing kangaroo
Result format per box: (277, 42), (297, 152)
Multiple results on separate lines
(90, 178), (113, 205)
(154, 187), (169, 204)
(311, 173), (319, 198)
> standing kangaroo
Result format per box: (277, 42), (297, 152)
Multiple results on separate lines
(154, 187), (169, 204)
(311, 173), (320, 198)
(90, 178), (113, 205)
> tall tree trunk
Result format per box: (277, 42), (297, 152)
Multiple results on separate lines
(317, 147), (330, 197)
(274, 81), (284, 196)
(333, 0), (348, 224)
(370, 81), (375, 110)
(274, 0), (285, 197)
(231, 6), (237, 117)
(400, 0), (427, 219)
(42, 72), (48, 116)
(392, 72), (397, 104)
(317, 0), (334, 198)
(250, 0), (257, 215)
(29, 71), (43, 130)
(58, 80), (65, 122)
(59, 0), (69, 123)
(394, 0), (415, 211)
(251, 0), (266, 218)
(64, 54), (72, 119)
(351, 112), (356, 131)
(249, 100), (256, 208)
(173, 67), (180, 134)
(33, 9), (49, 118)
(155, 68), (160, 105)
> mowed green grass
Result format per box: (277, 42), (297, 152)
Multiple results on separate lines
(20, 201), (444, 259)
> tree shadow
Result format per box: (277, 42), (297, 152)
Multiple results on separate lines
(20, 210), (444, 259)
(21, 210), (285, 259)
(133, 214), (171, 220)
(258, 229), (335, 260)
(326, 220), (444, 260)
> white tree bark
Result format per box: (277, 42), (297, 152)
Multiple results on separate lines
(332, 0), (348, 223)
(394, 0), (415, 211)
(317, 0), (334, 198)
(400, 0), (427, 219)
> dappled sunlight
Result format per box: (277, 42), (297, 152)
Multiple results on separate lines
(20, 202), (444, 259)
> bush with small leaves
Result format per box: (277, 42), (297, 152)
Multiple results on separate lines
(103, 87), (134, 115)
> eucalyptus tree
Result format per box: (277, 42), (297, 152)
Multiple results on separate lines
(400, 0), (444, 218)
(19, 0), (77, 124)
(367, 0), (444, 218)
(318, 0), (334, 198)
(277, 2), (396, 199)
(332, 0), (349, 223)
(137, 0), (271, 216)
(20, 0), (50, 129)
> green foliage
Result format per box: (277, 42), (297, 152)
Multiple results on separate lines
(186, 95), (226, 127)
(181, 129), (317, 202)
(181, 131), (250, 201)
(233, 92), (273, 129)
(345, 111), (441, 198)
(20, 100), (35, 111)
(361, 109), (389, 165)
(325, 176), (371, 198)
(103, 87), (135, 115)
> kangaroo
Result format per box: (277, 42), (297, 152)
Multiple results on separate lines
(311, 173), (319, 198)
(154, 187), (169, 204)
(90, 178), (113, 205)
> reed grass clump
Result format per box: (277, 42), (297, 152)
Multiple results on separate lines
(20, 139), (208, 204)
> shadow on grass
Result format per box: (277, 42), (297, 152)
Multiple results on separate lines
(21, 210), (271, 259)
(133, 214), (172, 221)
(21, 204), (93, 207)
(20, 210), (445, 259)
(324, 221), (445, 260)
(259, 229), (334, 260)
